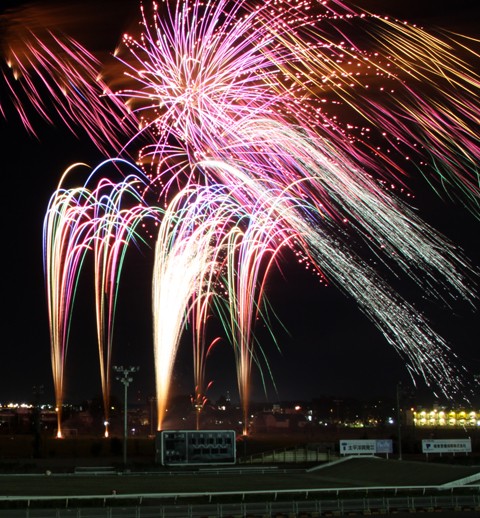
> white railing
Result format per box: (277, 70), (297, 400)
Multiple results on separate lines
(0, 485), (480, 518)
(0, 491), (479, 517)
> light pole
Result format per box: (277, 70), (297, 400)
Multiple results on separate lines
(113, 365), (139, 467)
(396, 382), (403, 461)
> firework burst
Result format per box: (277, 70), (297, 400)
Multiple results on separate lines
(3, 0), (478, 433)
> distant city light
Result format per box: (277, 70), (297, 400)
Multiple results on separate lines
(413, 408), (480, 427)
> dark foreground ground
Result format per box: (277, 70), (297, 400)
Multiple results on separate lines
(0, 455), (479, 516)
(0, 458), (479, 518)
(1, 432), (479, 516)
(1, 456), (480, 496)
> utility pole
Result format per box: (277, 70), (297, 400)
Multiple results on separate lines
(113, 366), (139, 467)
(396, 382), (403, 461)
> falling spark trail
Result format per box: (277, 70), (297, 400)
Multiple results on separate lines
(3, 0), (478, 430)
(90, 160), (161, 437)
(43, 163), (96, 438)
(44, 160), (162, 437)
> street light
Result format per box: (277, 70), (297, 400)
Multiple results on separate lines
(113, 365), (139, 467)
(396, 382), (403, 461)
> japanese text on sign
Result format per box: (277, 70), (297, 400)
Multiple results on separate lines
(340, 440), (376, 455)
(422, 438), (471, 453)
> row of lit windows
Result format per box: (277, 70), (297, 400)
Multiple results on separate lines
(413, 409), (480, 427)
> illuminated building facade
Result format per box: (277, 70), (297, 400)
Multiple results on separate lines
(413, 408), (480, 428)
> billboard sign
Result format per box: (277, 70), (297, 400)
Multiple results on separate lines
(340, 439), (376, 455)
(375, 439), (393, 454)
(340, 439), (393, 455)
(422, 438), (471, 454)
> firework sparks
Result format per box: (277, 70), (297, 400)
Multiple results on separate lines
(3, 0), (478, 433)
(152, 186), (224, 431)
(90, 160), (161, 437)
(44, 160), (160, 437)
(0, 2), (139, 153)
(43, 163), (96, 437)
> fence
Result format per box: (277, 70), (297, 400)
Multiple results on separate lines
(1, 486), (479, 517)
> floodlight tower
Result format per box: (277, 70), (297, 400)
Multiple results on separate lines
(113, 365), (139, 467)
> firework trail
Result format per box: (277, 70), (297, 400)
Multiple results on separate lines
(44, 159), (160, 437)
(3, 0), (478, 431)
(198, 164), (302, 434)
(189, 263), (221, 430)
(43, 163), (96, 437)
(231, 118), (476, 305)
(89, 160), (161, 438)
(119, 0), (477, 418)
(201, 156), (472, 401)
(152, 185), (224, 431)
(223, 205), (296, 435)
(360, 15), (480, 209)
(115, 0), (480, 214)
(255, 4), (480, 213)
(151, 178), (293, 432)
(0, 2), (139, 154)
(2, 0), (478, 212)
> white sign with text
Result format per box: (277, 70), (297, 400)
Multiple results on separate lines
(340, 439), (376, 455)
(422, 438), (471, 453)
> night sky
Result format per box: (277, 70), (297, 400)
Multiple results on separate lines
(1, 0), (479, 409)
